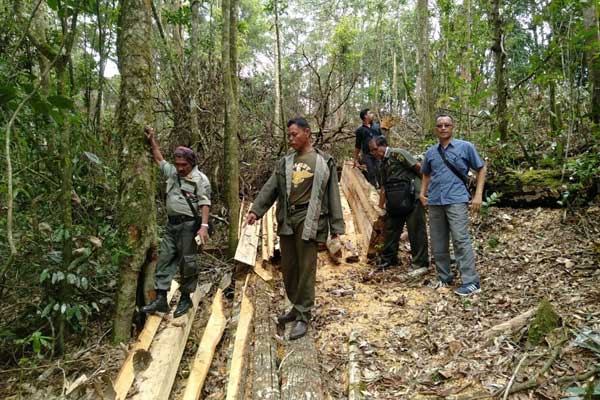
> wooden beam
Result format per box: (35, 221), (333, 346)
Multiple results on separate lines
(254, 260), (273, 282)
(234, 202), (261, 266)
(130, 284), (210, 400)
(181, 289), (227, 400)
(113, 280), (180, 400)
(226, 279), (255, 400)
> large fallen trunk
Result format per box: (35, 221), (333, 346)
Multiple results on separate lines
(486, 168), (591, 207)
(280, 325), (324, 400)
(340, 161), (385, 257)
(130, 283), (211, 400)
(252, 277), (280, 400)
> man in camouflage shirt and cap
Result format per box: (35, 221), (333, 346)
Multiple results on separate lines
(369, 136), (429, 271)
(141, 127), (211, 318)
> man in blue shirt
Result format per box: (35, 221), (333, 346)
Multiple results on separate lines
(420, 115), (486, 296)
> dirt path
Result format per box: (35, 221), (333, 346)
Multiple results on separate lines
(313, 205), (599, 399)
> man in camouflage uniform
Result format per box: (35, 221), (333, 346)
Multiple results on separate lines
(369, 136), (429, 271)
(245, 117), (345, 340)
(141, 127), (211, 318)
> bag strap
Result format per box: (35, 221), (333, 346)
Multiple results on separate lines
(436, 145), (470, 194)
(177, 175), (201, 222)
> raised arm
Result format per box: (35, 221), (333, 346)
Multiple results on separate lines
(144, 126), (164, 165)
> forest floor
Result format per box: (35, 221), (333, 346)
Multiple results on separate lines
(1, 204), (598, 399)
(311, 204), (600, 399)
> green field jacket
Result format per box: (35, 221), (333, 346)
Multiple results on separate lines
(250, 149), (345, 242)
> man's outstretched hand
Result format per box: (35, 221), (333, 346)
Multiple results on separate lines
(245, 212), (258, 226)
(144, 126), (155, 143)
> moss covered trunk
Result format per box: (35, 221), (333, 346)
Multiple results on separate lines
(486, 168), (591, 207)
(112, 0), (157, 344)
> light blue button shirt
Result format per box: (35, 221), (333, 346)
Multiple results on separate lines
(421, 139), (484, 205)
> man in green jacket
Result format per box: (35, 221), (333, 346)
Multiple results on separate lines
(245, 117), (345, 340)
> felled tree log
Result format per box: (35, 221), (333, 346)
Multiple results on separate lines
(182, 289), (227, 400)
(252, 277), (280, 400)
(486, 168), (588, 207)
(280, 325), (324, 400)
(130, 284), (210, 400)
(340, 161), (385, 256)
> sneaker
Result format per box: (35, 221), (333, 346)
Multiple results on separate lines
(429, 280), (451, 289)
(454, 282), (481, 296)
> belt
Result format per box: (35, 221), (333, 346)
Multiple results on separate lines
(289, 203), (309, 212)
(168, 215), (196, 225)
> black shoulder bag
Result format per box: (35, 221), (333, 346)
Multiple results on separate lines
(177, 176), (214, 236)
(383, 157), (416, 216)
(436, 145), (470, 196)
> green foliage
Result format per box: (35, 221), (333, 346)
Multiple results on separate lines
(481, 192), (502, 217)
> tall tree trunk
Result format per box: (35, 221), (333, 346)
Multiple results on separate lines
(222, 0), (240, 256)
(273, 0), (286, 151)
(463, 0), (472, 136)
(113, 0), (156, 344)
(94, 0), (108, 134)
(416, 0), (434, 136)
(392, 48), (398, 114)
(190, 0), (202, 146)
(584, 2), (600, 124)
(491, 0), (508, 140)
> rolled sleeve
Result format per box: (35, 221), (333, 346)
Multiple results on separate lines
(196, 176), (211, 206)
(467, 143), (485, 171)
(159, 160), (176, 178)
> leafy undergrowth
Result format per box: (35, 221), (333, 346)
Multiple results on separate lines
(314, 205), (600, 399)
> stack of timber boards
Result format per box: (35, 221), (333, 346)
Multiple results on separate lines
(340, 160), (386, 256)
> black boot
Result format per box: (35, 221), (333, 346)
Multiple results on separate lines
(140, 290), (168, 314)
(289, 320), (308, 340)
(277, 310), (297, 325)
(173, 293), (192, 318)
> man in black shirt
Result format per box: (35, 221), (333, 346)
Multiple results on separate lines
(353, 108), (382, 187)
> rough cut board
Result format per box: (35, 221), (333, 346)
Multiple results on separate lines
(112, 280), (180, 400)
(181, 289), (227, 400)
(225, 284), (255, 400)
(129, 283), (210, 400)
(234, 202), (262, 266)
